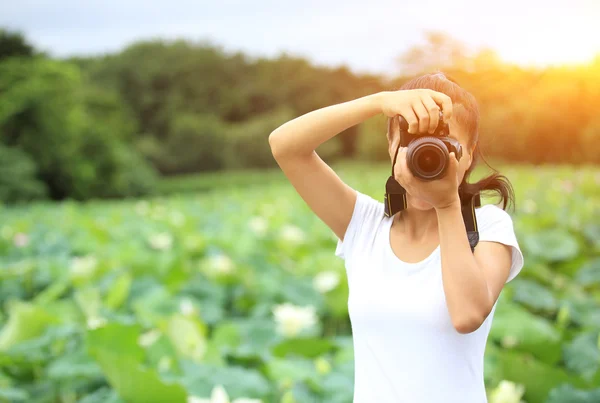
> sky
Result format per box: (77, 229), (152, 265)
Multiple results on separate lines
(1, 0), (599, 74)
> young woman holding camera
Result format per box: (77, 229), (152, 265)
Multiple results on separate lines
(268, 72), (523, 402)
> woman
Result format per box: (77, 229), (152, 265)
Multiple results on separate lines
(268, 72), (524, 403)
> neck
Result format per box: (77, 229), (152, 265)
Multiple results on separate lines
(395, 206), (439, 241)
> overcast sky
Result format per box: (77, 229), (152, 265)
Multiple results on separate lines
(1, 0), (598, 74)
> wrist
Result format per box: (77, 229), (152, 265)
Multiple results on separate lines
(371, 91), (389, 115)
(434, 196), (461, 213)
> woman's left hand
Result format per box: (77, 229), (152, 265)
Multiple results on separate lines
(393, 147), (461, 210)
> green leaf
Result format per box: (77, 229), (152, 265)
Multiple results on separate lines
(211, 321), (242, 352)
(0, 301), (57, 351)
(161, 314), (207, 362)
(34, 278), (70, 305)
(545, 384), (600, 403)
(575, 258), (600, 287)
(324, 277), (349, 318)
(490, 303), (562, 364)
(131, 285), (178, 327)
(563, 297), (600, 329)
(87, 323), (144, 362)
(0, 324), (80, 368)
(181, 362), (270, 399)
(46, 349), (103, 381)
(582, 224), (600, 248)
(491, 349), (589, 403)
(333, 337), (354, 365)
(320, 370), (354, 403)
(563, 332), (600, 381)
(228, 319), (281, 361)
(0, 387), (29, 401)
(74, 287), (102, 319)
(511, 279), (558, 312)
(142, 332), (177, 369)
(272, 337), (334, 359)
(78, 388), (125, 403)
(280, 279), (325, 308)
(87, 324), (187, 403)
(265, 357), (317, 386)
(104, 272), (132, 310)
(524, 230), (580, 262)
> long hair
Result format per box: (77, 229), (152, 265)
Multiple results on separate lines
(389, 72), (515, 210)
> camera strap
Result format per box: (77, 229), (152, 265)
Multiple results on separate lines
(384, 142), (481, 252)
(461, 191), (481, 252)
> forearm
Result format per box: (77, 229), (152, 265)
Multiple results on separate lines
(436, 199), (492, 333)
(269, 92), (384, 159)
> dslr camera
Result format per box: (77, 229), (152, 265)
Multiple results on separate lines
(398, 111), (462, 180)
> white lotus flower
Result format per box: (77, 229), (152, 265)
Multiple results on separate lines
(149, 233), (173, 250)
(158, 356), (172, 372)
(561, 180), (574, 194)
(260, 204), (276, 218)
(280, 225), (306, 244)
(138, 330), (161, 347)
(170, 211), (185, 227)
(315, 357), (332, 375)
(248, 217), (268, 236)
(135, 201), (150, 216)
(521, 199), (537, 214)
(313, 271), (340, 293)
(188, 385), (262, 403)
(13, 233), (29, 248)
(151, 205), (168, 220)
(179, 298), (196, 316)
(204, 254), (235, 275)
(488, 380), (525, 403)
(272, 303), (317, 338)
(501, 335), (519, 348)
(70, 255), (98, 278)
(86, 316), (107, 330)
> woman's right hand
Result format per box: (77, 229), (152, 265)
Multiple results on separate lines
(378, 89), (454, 134)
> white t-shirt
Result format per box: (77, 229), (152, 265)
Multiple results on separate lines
(335, 191), (524, 403)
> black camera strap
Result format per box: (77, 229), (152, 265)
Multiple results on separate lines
(384, 141), (481, 252)
(384, 140), (407, 218)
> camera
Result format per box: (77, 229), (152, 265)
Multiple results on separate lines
(398, 112), (462, 180)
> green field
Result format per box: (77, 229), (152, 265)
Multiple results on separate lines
(0, 163), (599, 403)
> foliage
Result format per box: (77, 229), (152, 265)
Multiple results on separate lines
(3, 29), (600, 201)
(0, 56), (157, 202)
(0, 163), (598, 402)
(0, 29), (35, 61)
(78, 33), (600, 172)
(0, 145), (47, 202)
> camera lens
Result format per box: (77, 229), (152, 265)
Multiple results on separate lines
(419, 149), (441, 172)
(406, 137), (449, 180)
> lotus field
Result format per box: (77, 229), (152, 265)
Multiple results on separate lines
(0, 163), (599, 403)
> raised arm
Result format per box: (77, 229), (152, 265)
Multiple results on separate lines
(268, 93), (384, 240)
(269, 89), (453, 240)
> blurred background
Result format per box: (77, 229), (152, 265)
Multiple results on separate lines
(0, 1), (599, 402)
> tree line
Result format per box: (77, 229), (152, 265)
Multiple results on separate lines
(1, 29), (599, 202)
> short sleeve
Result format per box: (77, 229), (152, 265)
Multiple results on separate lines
(476, 204), (524, 283)
(334, 190), (384, 261)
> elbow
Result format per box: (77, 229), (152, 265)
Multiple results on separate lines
(268, 130), (286, 160)
(452, 311), (487, 334)
(269, 130), (310, 161)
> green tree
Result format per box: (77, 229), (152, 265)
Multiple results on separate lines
(0, 56), (156, 201)
(0, 144), (47, 202)
(0, 29), (35, 61)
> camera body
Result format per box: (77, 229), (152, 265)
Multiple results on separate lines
(398, 112), (462, 181)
